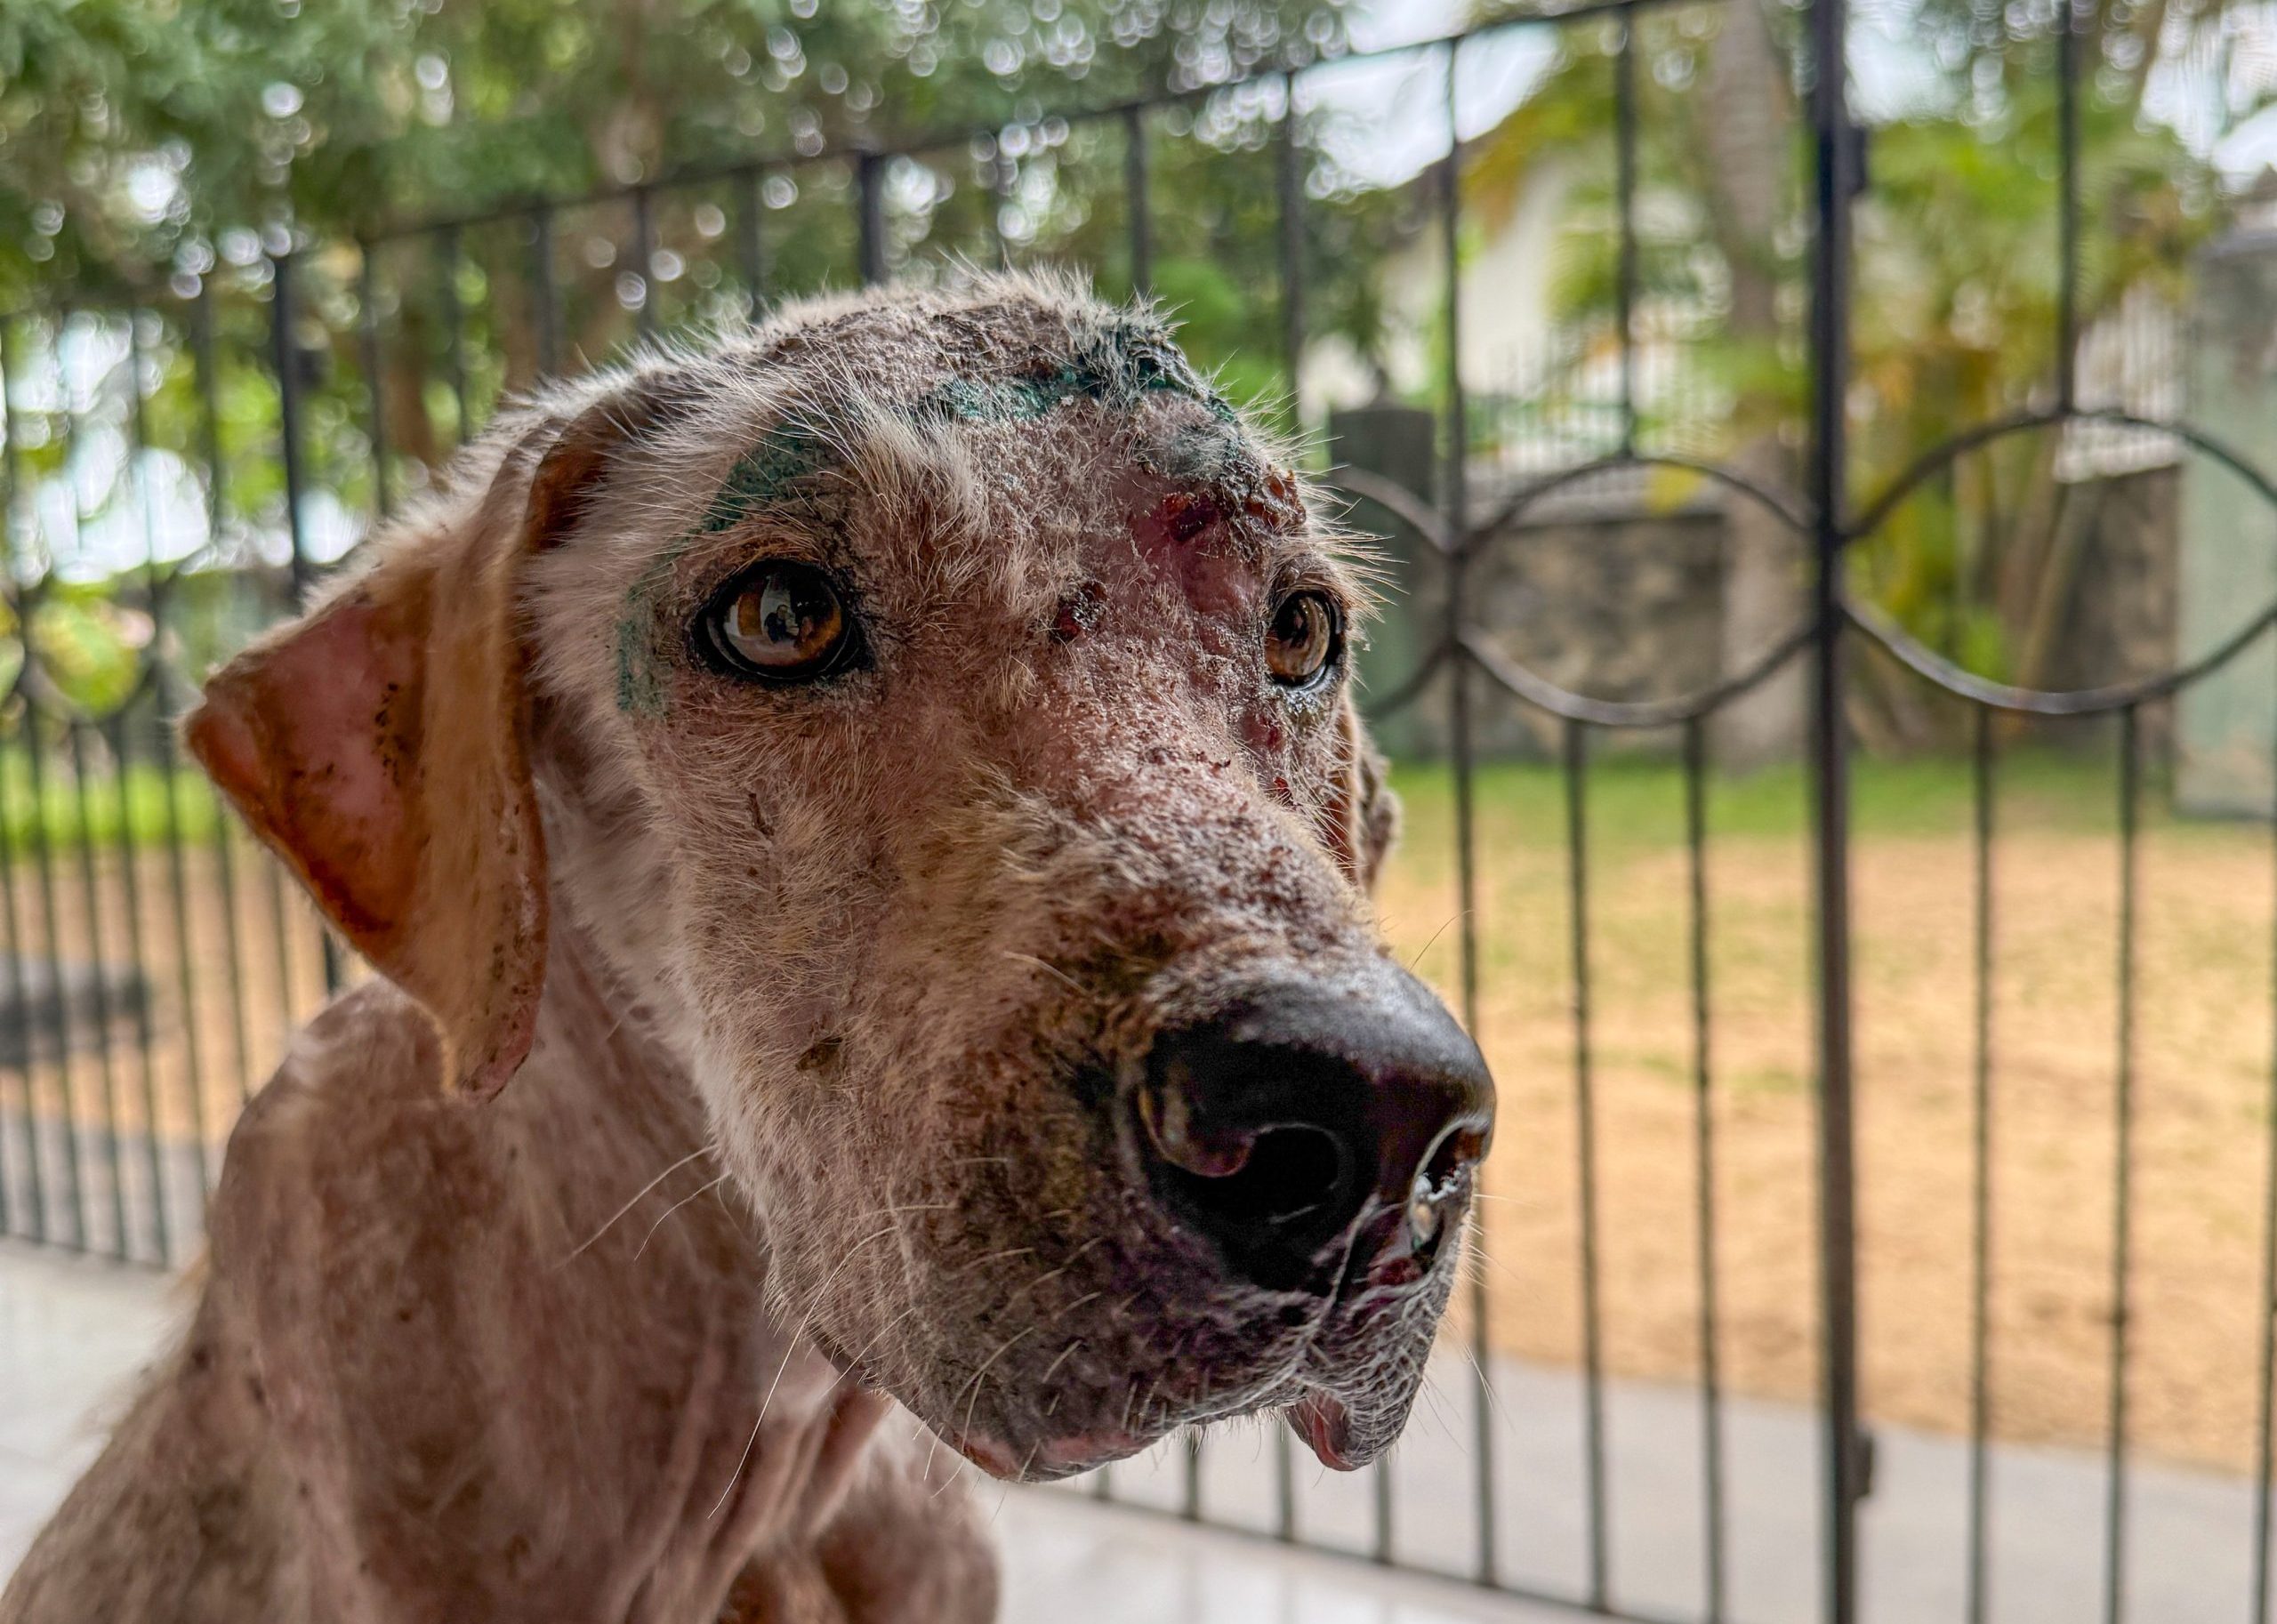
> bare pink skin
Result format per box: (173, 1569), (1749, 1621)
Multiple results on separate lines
(0, 272), (1478, 1622)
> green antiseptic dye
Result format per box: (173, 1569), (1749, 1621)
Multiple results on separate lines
(614, 320), (1240, 713)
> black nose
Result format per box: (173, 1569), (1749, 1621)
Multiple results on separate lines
(1134, 969), (1493, 1294)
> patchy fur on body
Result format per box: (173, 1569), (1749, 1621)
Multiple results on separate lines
(1, 270), (1478, 1623)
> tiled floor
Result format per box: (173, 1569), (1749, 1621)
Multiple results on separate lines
(4, 1237), (2265, 1622)
(0, 1242), (1555, 1622)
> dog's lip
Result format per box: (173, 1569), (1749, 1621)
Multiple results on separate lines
(953, 1422), (1158, 1481)
(1283, 1388), (1356, 1471)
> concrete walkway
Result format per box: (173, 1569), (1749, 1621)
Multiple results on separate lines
(0, 1239), (2261, 1622)
(1081, 1348), (2265, 1623)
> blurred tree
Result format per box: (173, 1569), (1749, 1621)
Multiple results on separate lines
(0, 0), (1419, 654)
(0, 0), (1356, 305)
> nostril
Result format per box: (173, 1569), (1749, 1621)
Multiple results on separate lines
(1403, 1124), (1487, 1264)
(1160, 1124), (1350, 1234)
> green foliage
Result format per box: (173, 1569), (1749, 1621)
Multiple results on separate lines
(0, 0), (1356, 306)
(1461, 0), (2231, 695)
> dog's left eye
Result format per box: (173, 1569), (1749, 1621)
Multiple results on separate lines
(700, 561), (859, 683)
(1266, 591), (1341, 689)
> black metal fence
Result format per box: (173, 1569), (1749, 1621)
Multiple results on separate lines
(5, 4), (2277, 1623)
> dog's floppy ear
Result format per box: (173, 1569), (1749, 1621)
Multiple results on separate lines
(185, 397), (657, 1097)
(1324, 696), (1398, 893)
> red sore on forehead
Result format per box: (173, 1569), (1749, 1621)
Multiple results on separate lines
(1130, 467), (1307, 615)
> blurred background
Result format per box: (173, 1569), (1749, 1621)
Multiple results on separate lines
(8, 0), (2277, 1620)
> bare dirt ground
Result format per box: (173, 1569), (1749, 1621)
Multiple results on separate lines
(0, 757), (2270, 1476)
(1378, 768), (2277, 1476)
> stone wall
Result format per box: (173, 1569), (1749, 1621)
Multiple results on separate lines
(1355, 475), (1732, 760)
(1337, 413), (2184, 764)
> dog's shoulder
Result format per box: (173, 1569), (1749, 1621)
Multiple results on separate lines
(220, 976), (443, 1156)
(204, 977), (480, 1287)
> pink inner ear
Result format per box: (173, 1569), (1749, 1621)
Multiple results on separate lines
(194, 590), (424, 948)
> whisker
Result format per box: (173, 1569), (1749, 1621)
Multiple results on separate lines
(953, 1245), (1037, 1279)
(710, 1223), (900, 1520)
(1407, 910), (1464, 969)
(632, 1172), (732, 1262)
(1002, 950), (1085, 994)
(560, 1144), (715, 1264)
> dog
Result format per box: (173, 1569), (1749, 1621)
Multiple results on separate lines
(0, 272), (1493, 1622)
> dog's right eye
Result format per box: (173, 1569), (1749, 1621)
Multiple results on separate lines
(699, 561), (859, 684)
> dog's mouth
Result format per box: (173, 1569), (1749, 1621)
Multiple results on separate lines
(807, 1183), (1470, 1483)
(913, 1246), (1445, 1483)
(941, 1385), (1364, 1481)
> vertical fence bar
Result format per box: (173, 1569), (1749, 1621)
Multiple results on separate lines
(2056, 0), (2080, 414)
(1275, 1408), (1296, 1543)
(119, 315), (174, 1264)
(271, 253), (313, 607)
(1967, 705), (1997, 1624)
(2257, 640), (2277, 1624)
(1614, 21), (1640, 456)
(1372, 1455), (1394, 1567)
(632, 187), (658, 344)
(438, 227), (470, 445)
(1807, 0), (1864, 1608)
(2104, 704), (2140, 1624)
(531, 205), (562, 378)
(1684, 716), (1728, 1624)
(1277, 70), (1305, 414)
(736, 169), (770, 323)
(154, 682), (213, 1217)
(1563, 717), (1610, 1609)
(988, 145), (1015, 275)
(0, 316), (35, 1245)
(358, 245), (391, 520)
(0, 732), (34, 1243)
(1123, 105), (1153, 299)
(857, 151), (888, 286)
(10, 716), (76, 1253)
(192, 284), (260, 1113)
(41, 319), (98, 1253)
(270, 252), (342, 996)
(62, 723), (129, 1259)
(103, 712), (166, 1264)
(0, 332), (11, 1239)
(1441, 37), (1499, 1591)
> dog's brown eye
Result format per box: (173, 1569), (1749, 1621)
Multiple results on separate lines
(703, 562), (857, 683)
(1266, 591), (1340, 688)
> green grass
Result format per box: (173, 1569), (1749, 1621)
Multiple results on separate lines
(0, 753), (223, 856)
(0, 743), (2180, 859)
(1387, 745), (2173, 856)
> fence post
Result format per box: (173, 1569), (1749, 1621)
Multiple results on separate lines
(1122, 105), (1152, 298)
(1806, 0), (1864, 1615)
(1436, 36), (1500, 1593)
(857, 149), (887, 286)
(270, 248), (343, 994)
(270, 251), (312, 607)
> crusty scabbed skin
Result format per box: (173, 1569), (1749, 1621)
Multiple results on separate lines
(1, 270), (1447, 1621)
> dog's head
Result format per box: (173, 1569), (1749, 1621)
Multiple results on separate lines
(188, 274), (1492, 1478)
